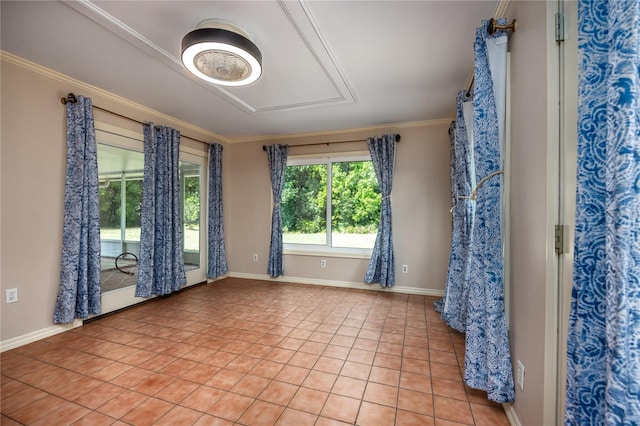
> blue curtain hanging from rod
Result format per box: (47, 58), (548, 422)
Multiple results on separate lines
(463, 18), (514, 404)
(265, 144), (288, 278)
(136, 123), (186, 297)
(565, 0), (640, 423)
(207, 143), (229, 279)
(364, 134), (397, 288)
(53, 95), (101, 324)
(437, 91), (476, 333)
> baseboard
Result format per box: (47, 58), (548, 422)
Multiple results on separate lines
(502, 402), (522, 426)
(1, 279), (217, 352)
(1, 319), (83, 353)
(228, 272), (445, 297)
(206, 274), (230, 283)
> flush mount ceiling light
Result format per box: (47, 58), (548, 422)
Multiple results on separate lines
(181, 20), (262, 87)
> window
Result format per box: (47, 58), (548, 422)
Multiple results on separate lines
(282, 154), (380, 252)
(97, 144), (144, 263)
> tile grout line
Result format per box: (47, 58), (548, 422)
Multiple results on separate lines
(1, 278), (507, 425)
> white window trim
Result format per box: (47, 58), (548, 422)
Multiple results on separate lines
(95, 122), (207, 159)
(283, 246), (372, 259)
(283, 151), (375, 259)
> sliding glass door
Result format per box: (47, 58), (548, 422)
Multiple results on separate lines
(179, 153), (206, 286)
(181, 161), (201, 270)
(97, 144), (144, 293)
(96, 123), (207, 314)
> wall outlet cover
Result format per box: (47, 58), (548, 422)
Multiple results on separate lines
(517, 360), (525, 390)
(6, 288), (18, 304)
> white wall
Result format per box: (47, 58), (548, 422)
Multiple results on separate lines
(1, 58), (68, 340)
(225, 125), (452, 294)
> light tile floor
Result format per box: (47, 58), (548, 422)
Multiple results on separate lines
(1, 278), (509, 425)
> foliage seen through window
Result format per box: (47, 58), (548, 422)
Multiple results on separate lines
(282, 159), (379, 249)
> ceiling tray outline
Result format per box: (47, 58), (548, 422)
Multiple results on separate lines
(62, 0), (356, 114)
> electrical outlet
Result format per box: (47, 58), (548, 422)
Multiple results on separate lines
(517, 360), (525, 390)
(320, 259), (326, 268)
(253, 253), (258, 262)
(6, 288), (18, 304)
(402, 264), (408, 274)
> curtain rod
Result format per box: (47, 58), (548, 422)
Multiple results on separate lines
(60, 93), (210, 145)
(261, 134), (400, 151)
(465, 17), (517, 97)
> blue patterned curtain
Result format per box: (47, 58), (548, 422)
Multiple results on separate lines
(208, 143), (229, 279)
(565, 1), (640, 424)
(53, 95), (101, 324)
(136, 123), (186, 297)
(364, 134), (397, 287)
(266, 144), (288, 278)
(437, 92), (476, 332)
(463, 20), (514, 403)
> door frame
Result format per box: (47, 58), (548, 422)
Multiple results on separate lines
(540, 1), (578, 424)
(554, 0), (579, 423)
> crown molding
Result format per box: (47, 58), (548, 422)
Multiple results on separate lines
(1, 50), (229, 144)
(495, 0), (511, 20)
(227, 118), (454, 144)
(2, 50), (454, 146)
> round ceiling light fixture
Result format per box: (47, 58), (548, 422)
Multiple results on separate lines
(181, 20), (262, 87)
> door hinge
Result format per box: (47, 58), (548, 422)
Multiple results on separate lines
(555, 225), (566, 254)
(555, 12), (566, 42)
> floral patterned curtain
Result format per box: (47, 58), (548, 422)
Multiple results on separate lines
(265, 144), (288, 278)
(135, 123), (186, 297)
(208, 143), (229, 279)
(364, 134), (397, 288)
(565, 1), (640, 423)
(53, 95), (101, 324)
(463, 19), (514, 403)
(437, 92), (475, 332)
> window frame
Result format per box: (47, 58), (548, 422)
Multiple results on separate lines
(282, 151), (377, 259)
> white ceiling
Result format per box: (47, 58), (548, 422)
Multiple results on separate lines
(97, 143), (144, 176)
(1, 1), (499, 142)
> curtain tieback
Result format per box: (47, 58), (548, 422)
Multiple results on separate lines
(470, 170), (504, 201)
(381, 194), (391, 201)
(455, 170), (504, 203)
(273, 203), (281, 209)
